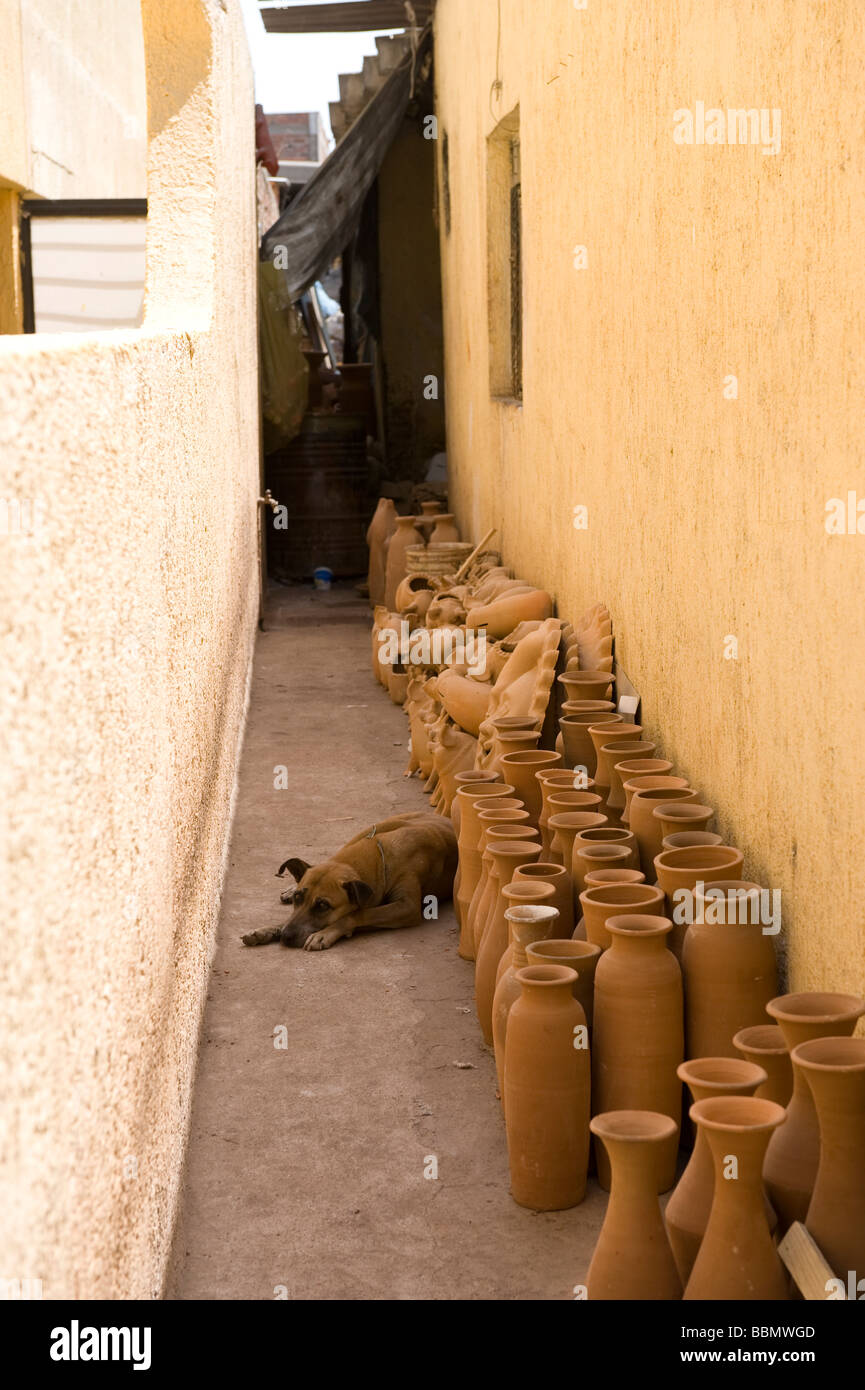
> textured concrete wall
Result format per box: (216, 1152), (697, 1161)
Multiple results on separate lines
(0, 0), (260, 1298)
(435, 0), (865, 1001)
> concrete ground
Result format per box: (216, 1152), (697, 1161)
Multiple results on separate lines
(169, 582), (606, 1301)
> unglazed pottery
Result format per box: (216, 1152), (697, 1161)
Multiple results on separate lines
(384, 514), (426, 609)
(504, 965), (590, 1210)
(613, 760), (673, 822)
(557, 669), (615, 702)
(477, 620), (564, 769)
(685, 1097), (788, 1301)
(579, 882), (664, 951)
(499, 750), (562, 826)
(450, 769), (500, 830)
(366, 497), (397, 607)
(469, 822), (540, 962)
(467, 588), (554, 639)
(475, 841), (543, 1043)
(627, 782), (697, 877)
(527, 937), (602, 1031)
(435, 668), (494, 739)
(454, 782), (516, 955)
(537, 768), (595, 855)
(654, 846), (746, 958)
(732, 1025), (793, 1106)
(793, 1036), (865, 1278)
(489, 728), (542, 775)
(571, 825), (640, 876)
(589, 723), (643, 801)
(548, 811), (608, 871)
(493, 903), (560, 1101)
(429, 512), (460, 544)
(653, 802), (715, 841)
(622, 774), (692, 832)
(665, 1057), (769, 1284)
(661, 830), (723, 851)
(592, 915), (683, 1191)
(572, 844), (635, 897)
(682, 880), (779, 1060)
(604, 743), (659, 819)
(586, 1111), (683, 1300)
(495, 879), (558, 989)
(512, 861), (574, 938)
(558, 710), (621, 778)
(763, 993), (865, 1232)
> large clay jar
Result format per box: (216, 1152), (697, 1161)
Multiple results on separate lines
(475, 841), (543, 1043)
(493, 903), (560, 1100)
(732, 1024), (793, 1106)
(684, 1096), (789, 1301)
(654, 801), (715, 841)
(683, 880), (778, 1059)
(366, 497), (397, 607)
(665, 1058), (769, 1285)
(384, 514), (426, 609)
(579, 882), (664, 951)
(627, 782), (698, 878)
(512, 861), (574, 938)
(537, 768), (594, 856)
(793, 1036), (865, 1278)
(592, 915), (683, 1191)
(662, 830), (723, 852)
(504, 964), (590, 1210)
(654, 846), (746, 959)
(589, 723), (643, 803)
(429, 512), (460, 543)
(498, 750), (561, 827)
(527, 937), (602, 1031)
(558, 669), (615, 702)
(586, 1111), (683, 1300)
(454, 782), (515, 955)
(548, 811), (608, 870)
(603, 743), (659, 820)
(763, 992), (865, 1232)
(470, 822), (539, 960)
(573, 843), (635, 897)
(622, 774), (692, 830)
(558, 709), (621, 778)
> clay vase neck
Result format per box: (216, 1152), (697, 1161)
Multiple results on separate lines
(627, 782), (697, 878)
(512, 861), (574, 937)
(493, 904), (560, 1101)
(538, 769), (594, 856)
(684, 1097), (788, 1300)
(586, 1111), (682, 1300)
(475, 842), (543, 1044)
(495, 879), (557, 989)
(793, 1036), (865, 1278)
(665, 1058), (768, 1286)
(526, 938), (601, 1029)
(366, 497), (397, 606)
(732, 1025), (793, 1106)
(682, 880), (778, 1058)
(504, 965), (589, 1210)
(763, 992), (865, 1232)
(499, 750), (562, 826)
(548, 811), (608, 869)
(589, 724), (643, 795)
(604, 743), (659, 818)
(578, 882), (664, 950)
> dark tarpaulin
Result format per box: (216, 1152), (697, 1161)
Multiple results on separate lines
(260, 28), (431, 300)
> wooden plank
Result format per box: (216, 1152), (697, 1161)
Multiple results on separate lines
(778, 1222), (841, 1301)
(260, 3), (433, 34)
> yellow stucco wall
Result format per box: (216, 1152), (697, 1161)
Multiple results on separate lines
(435, 0), (865, 1001)
(0, 0), (260, 1298)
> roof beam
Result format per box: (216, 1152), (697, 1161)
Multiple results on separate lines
(259, 3), (433, 34)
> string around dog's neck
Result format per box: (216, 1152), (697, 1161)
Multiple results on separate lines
(366, 825), (387, 892)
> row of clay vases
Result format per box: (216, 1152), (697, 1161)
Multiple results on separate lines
(504, 964), (590, 1210)
(469, 820), (538, 959)
(453, 782), (514, 954)
(682, 880), (779, 1058)
(578, 881), (663, 950)
(591, 914), (683, 1191)
(602, 741), (659, 820)
(494, 879), (557, 989)
(493, 903), (560, 1099)
(366, 497), (397, 607)
(475, 840), (542, 1042)
(588, 722), (643, 807)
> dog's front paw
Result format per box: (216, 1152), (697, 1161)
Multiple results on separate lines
(302, 928), (343, 951)
(241, 926), (281, 947)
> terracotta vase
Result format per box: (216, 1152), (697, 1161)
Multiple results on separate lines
(504, 964), (590, 1210)
(557, 669), (615, 702)
(654, 801), (715, 841)
(604, 743), (659, 820)
(493, 903), (560, 1100)
(684, 1096), (789, 1301)
(683, 880), (778, 1059)
(622, 774), (691, 830)
(454, 782), (516, 955)
(571, 824), (640, 876)
(589, 723), (643, 801)
(793, 1036), (865, 1278)
(665, 1058), (769, 1285)
(394, 573), (435, 620)
(475, 841), (543, 1043)
(579, 882), (665, 951)
(527, 937), (602, 1030)
(662, 830), (723, 851)
(499, 750), (561, 827)
(592, 915), (683, 1191)
(548, 811), (608, 870)
(627, 782), (698, 878)
(584, 866), (646, 891)
(537, 768), (595, 856)
(512, 861), (574, 938)
(573, 843), (635, 898)
(429, 512), (460, 543)
(469, 821), (539, 961)
(763, 992), (865, 1232)
(366, 497), (397, 607)
(558, 710), (621, 778)
(495, 879), (558, 989)
(490, 728), (543, 776)
(586, 1111), (683, 1300)
(450, 769), (501, 832)
(732, 1024), (793, 1106)
(546, 791), (605, 836)
(384, 514), (426, 609)
(612, 758), (673, 819)
(654, 846), (746, 959)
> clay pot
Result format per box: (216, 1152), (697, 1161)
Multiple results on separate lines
(504, 965), (590, 1210)
(384, 514), (426, 609)
(366, 497), (397, 607)
(662, 830), (723, 851)
(475, 841), (543, 1043)
(584, 866), (646, 890)
(579, 882), (665, 951)
(499, 750), (562, 827)
(665, 1058), (769, 1285)
(763, 992), (865, 1232)
(512, 861), (574, 938)
(793, 1036), (865, 1278)
(622, 774), (691, 829)
(469, 820), (539, 960)
(732, 1025), (793, 1106)
(604, 743), (659, 819)
(613, 759), (673, 826)
(429, 512), (460, 543)
(684, 1097), (789, 1301)
(589, 723), (643, 801)
(385, 663), (409, 705)
(450, 769), (501, 831)
(493, 903), (560, 1101)
(454, 782), (516, 955)
(654, 846), (746, 958)
(573, 843), (634, 898)
(557, 669), (615, 702)
(436, 668), (493, 739)
(495, 879), (558, 990)
(548, 811), (608, 870)
(527, 937), (602, 1030)
(491, 715), (540, 732)
(592, 915), (683, 1191)
(490, 728), (542, 776)
(586, 1111), (683, 1300)
(627, 782), (697, 877)
(683, 879), (779, 1060)
(394, 573), (435, 621)
(654, 801), (714, 841)
(571, 824), (640, 875)
(558, 710), (621, 778)
(537, 767), (595, 855)
(546, 791), (605, 834)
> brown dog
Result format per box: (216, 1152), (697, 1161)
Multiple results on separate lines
(241, 810), (458, 951)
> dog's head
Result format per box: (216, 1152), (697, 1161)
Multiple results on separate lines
(275, 857), (374, 947)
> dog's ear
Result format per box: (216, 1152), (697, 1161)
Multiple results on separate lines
(277, 857), (311, 881)
(343, 879), (374, 909)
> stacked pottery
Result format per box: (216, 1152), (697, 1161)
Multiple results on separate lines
(684, 1097), (789, 1300)
(579, 882), (664, 951)
(586, 1112), (683, 1300)
(732, 1025), (793, 1105)
(665, 1057), (770, 1284)
(682, 880), (779, 1059)
(475, 841), (543, 1043)
(527, 938), (602, 1031)
(591, 915), (683, 1191)
(512, 861), (574, 937)
(603, 743), (659, 821)
(762, 992), (865, 1232)
(499, 750), (562, 827)
(625, 781), (697, 877)
(653, 845), (746, 959)
(453, 782), (516, 956)
(588, 723), (643, 807)
(653, 801), (715, 841)
(384, 514), (426, 609)
(548, 811), (608, 870)
(366, 497), (397, 606)
(537, 769), (594, 856)
(792, 1036), (865, 1278)
(504, 964), (590, 1210)
(558, 707), (621, 777)
(492, 902), (560, 1100)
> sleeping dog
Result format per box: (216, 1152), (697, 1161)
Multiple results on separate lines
(242, 810), (458, 951)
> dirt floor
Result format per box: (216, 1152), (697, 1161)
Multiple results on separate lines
(169, 582), (606, 1301)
